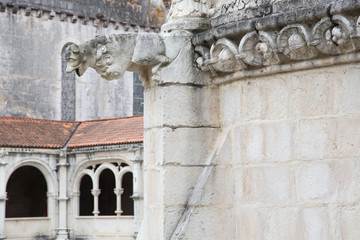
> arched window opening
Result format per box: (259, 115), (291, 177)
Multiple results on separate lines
(133, 72), (144, 116)
(79, 175), (93, 216)
(99, 169), (116, 216)
(121, 172), (134, 216)
(6, 166), (47, 218)
(61, 43), (76, 121)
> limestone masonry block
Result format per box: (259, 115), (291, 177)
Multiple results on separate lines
(299, 114), (360, 160)
(143, 169), (163, 206)
(299, 208), (331, 240)
(240, 166), (292, 205)
(299, 118), (337, 160)
(220, 77), (289, 125)
(162, 166), (203, 206)
(288, 70), (339, 117)
(339, 66), (360, 114)
(200, 166), (235, 206)
(339, 205), (360, 240)
(144, 128), (164, 167)
(235, 207), (277, 240)
(179, 206), (236, 240)
(232, 120), (296, 163)
(161, 127), (220, 165)
(295, 160), (360, 203)
(144, 85), (219, 128)
(163, 205), (187, 240)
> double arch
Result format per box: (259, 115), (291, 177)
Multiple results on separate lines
(72, 158), (134, 217)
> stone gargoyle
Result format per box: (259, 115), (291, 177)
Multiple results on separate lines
(65, 33), (169, 80)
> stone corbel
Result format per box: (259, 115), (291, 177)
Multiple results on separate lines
(65, 33), (170, 81)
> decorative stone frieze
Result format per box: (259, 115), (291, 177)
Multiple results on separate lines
(193, 1), (360, 77)
(238, 31), (280, 66)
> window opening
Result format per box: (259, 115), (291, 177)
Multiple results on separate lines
(6, 166), (47, 218)
(79, 174), (93, 216)
(121, 172), (134, 216)
(61, 44), (76, 121)
(99, 169), (116, 216)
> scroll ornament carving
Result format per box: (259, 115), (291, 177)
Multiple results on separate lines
(238, 31), (280, 66)
(195, 14), (360, 74)
(312, 16), (357, 55)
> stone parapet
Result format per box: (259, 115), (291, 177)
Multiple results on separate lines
(0, 0), (167, 30)
(193, 0), (360, 81)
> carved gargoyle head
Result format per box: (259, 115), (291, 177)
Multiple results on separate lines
(65, 44), (89, 76)
(64, 33), (168, 80)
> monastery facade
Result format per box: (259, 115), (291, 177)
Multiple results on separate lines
(1, 0), (360, 239)
(0, 116), (144, 239)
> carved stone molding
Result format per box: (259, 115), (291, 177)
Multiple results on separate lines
(238, 31), (279, 66)
(193, 2), (360, 77)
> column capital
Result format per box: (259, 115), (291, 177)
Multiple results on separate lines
(131, 193), (143, 200)
(57, 162), (69, 167)
(91, 189), (101, 197)
(0, 193), (7, 201)
(114, 188), (124, 196)
(69, 191), (80, 198)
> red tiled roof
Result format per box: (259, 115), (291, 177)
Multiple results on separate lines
(0, 117), (79, 149)
(0, 116), (143, 149)
(67, 115), (144, 148)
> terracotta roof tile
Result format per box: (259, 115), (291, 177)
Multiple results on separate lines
(0, 117), (79, 149)
(67, 116), (143, 148)
(0, 115), (144, 149)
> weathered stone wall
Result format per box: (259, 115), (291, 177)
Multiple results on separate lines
(0, 0), (169, 120)
(0, 8), (136, 120)
(138, 0), (360, 238)
(177, 63), (360, 239)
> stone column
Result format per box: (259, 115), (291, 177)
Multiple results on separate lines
(114, 188), (124, 216)
(0, 151), (8, 240)
(131, 147), (144, 237)
(56, 153), (69, 240)
(91, 189), (101, 216)
(137, 22), (220, 239)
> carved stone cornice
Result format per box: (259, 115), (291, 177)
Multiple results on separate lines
(193, 0), (360, 80)
(0, 0), (167, 30)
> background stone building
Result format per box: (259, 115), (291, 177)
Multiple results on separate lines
(0, 0), (168, 121)
(62, 0), (360, 239)
(2, 0), (360, 239)
(0, 1), (167, 239)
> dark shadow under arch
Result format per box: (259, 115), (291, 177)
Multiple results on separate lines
(6, 166), (47, 218)
(79, 174), (93, 216)
(121, 172), (134, 216)
(99, 169), (116, 216)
